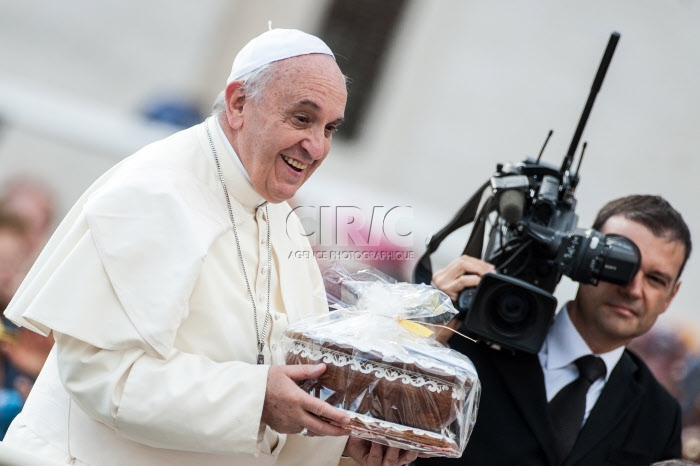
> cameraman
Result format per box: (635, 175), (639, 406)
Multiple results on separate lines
(416, 195), (691, 466)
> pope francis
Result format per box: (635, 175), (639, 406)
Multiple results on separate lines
(1, 28), (418, 466)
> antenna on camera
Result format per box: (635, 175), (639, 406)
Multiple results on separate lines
(568, 141), (588, 194)
(560, 32), (620, 175)
(537, 130), (553, 163)
(574, 141), (587, 177)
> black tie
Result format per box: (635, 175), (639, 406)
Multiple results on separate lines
(548, 355), (607, 464)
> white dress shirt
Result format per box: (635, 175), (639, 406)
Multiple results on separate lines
(538, 303), (625, 425)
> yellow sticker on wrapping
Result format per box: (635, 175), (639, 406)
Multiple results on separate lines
(398, 318), (434, 337)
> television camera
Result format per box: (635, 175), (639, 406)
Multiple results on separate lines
(414, 32), (641, 354)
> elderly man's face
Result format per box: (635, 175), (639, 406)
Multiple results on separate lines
(228, 54), (346, 203)
(0, 229), (29, 310)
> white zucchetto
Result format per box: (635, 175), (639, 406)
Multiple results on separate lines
(227, 28), (335, 85)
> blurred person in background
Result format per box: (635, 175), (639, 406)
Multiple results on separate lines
(676, 354), (700, 461)
(0, 182), (56, 391)
(0, 208), (54, 437)
(418, 195), (692, 466)
(0, 176), (55, 258)
(0, 209), (31, 436)
(627, 326), (700, 461)
(627, 328), (690, 401)
(0, 209), (30, 313)
(1, 27), (417, 466)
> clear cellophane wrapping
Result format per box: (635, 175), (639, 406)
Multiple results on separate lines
(282, 262), (480, 458)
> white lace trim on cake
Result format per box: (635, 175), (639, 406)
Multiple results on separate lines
(289, 340), (465, 399)
(346, 410), (450, 441)
(344, 410), (458, 454)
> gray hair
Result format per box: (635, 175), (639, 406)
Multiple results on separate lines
(211, 62), (277, 116)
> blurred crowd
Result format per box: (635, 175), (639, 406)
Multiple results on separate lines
(628, 326), (700, 461)
(0, 176), (55, 436)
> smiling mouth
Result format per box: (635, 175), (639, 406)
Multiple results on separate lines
(282, 155), (308, 172)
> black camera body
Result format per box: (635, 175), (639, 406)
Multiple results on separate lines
(456, 158), (640, 354)
(414, 32), (640, 354)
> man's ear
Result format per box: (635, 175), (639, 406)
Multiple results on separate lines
(225, 81), (246, 130)
(662, 279), (682, 314)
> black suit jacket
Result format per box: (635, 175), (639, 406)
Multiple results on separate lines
(416, 335), (682, 466)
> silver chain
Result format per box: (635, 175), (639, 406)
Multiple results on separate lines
(206, 125), (271, 365)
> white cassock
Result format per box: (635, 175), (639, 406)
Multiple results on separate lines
(2, 117), (348, 465)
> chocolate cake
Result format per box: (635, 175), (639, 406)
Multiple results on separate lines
(284, 311), (480, 457)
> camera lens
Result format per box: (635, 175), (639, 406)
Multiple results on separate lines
(566, 231), (641, 286)
(464, 273), (558, 353)
(597, 234), (641, 285)
(487, 285), (536, 337)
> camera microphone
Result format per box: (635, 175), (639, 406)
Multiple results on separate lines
(491, 174), (529, 225)
(498, 189), (525, 224)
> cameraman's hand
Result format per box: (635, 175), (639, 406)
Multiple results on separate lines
(432, 255), (495, 301)
(431, 256), (494, 345)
